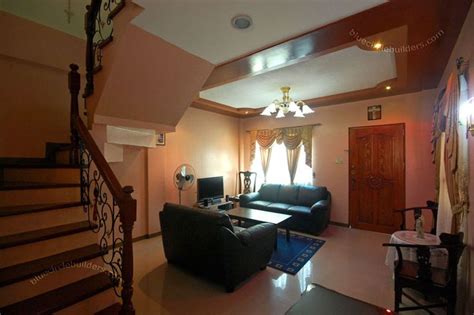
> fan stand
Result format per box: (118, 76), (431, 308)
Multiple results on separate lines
(178, 188), (183, 205)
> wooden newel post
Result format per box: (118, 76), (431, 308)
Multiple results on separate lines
(68, 64), (80, 165)
(119, 185), (137, 315)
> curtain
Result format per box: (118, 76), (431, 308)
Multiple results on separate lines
(260, 146), (272, 182)
(249, 125), (313, 168)
(444, 71), (470, 233)
(286, 146), (301, 184)
(433, 66), (471, 315)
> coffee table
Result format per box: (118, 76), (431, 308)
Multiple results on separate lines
(226, 207), (292, 243)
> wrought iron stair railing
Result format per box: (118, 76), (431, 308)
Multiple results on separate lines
(69, 64), (136, 315)
(83, 0), (125, 102)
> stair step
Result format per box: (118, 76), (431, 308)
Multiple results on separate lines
(3, 168), (80, 184)
(0, 221), (96, 249)
(0, 272), (114, 315)
(95, 303), (121, 315)
(0, 182), (81, 191)
(0, 244), (105, 287)
(0, 186), (81, 207)
(0, 158), (79, 169)
(0, 202), (83, 217)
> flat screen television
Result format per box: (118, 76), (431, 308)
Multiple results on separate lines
(197, 176), (224, 202)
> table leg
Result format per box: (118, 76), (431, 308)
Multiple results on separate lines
(238, 219), (242, 227)
(286, 228), (290, 241)
(274, 229), (278, 250)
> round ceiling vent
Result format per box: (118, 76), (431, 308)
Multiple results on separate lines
(231, 15), (252, 30)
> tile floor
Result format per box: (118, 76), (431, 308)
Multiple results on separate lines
(132, 225), (426, 315)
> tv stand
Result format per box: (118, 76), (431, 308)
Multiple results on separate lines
(196, 199), (233, 211)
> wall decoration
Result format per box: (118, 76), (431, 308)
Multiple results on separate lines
(156, 133), (166, 146)
(368, 105), (382, 120)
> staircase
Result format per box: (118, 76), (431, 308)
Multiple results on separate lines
(0, 154), (120, 313)
(0, 4), (138, 309)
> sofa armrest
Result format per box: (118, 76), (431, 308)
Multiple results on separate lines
(219, 223), (276, 290)
(239, 192), (261, 206)
(310, 194), (331, 214)
(235, 223), (277, 246)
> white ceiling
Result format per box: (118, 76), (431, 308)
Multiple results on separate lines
(1, 0), (88, 39)
(132, 0), (386, 65)
(199, 46), (397, 108)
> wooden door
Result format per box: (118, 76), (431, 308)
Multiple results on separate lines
(349, 124), (405, 234)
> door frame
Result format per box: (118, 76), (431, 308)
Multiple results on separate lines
(348, 123), (406, 232)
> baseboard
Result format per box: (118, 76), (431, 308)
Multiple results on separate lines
(132, 232), (162, 243)
(329, 221), (350, 228)
(146, 232), (162, 239)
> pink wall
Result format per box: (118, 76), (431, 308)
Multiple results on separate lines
(0, 12), (85, 157)
(241, 90), (437, 224)
(96, 24), (214, 130)
(147, 108), (240, 234)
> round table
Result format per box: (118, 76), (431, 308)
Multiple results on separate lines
(385, 230), (447, 269)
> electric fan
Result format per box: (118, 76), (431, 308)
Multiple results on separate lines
(173, 164), (196, 204)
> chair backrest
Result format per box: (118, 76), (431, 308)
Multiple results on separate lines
(440, 232), (465, 287)
(398, 200), (438, 234)
(239, 171), (257, 194)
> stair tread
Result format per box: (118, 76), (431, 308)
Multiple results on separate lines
(0, 202), (83, 217)
(0, 272), (114, 315)
(0, 221), (96, 249)
(0, 158), (79, 169)
(95, 303), (121, 315)
(0, 244), (106, 287)
(0, 181), (81, 191)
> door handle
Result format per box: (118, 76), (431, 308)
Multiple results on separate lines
(351, 177), (356, 190)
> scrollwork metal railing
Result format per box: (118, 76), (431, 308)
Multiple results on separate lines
(69, 64), (136, 315)
(84, 0), (125, 99)
(79, 140), (124, 296)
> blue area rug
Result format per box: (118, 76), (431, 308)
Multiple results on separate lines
(268, 230), (325, 275)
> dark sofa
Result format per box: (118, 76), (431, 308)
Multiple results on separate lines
(159, 203), (277, 292)
(239, 184), (331, 235)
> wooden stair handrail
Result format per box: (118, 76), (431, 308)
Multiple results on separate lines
(68, 64), (136, 315)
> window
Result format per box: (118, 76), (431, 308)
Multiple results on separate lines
(251, 142), (313, 188)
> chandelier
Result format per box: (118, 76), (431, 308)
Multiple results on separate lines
(261, 86), (314, 118)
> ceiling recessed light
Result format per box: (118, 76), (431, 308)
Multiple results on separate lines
(385, 85), (392, 90)
(373, 42), (383, 50)
(231, 15), (252, 30)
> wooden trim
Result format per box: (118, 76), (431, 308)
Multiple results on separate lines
(329, 221), (350, 228)
(244, 123), (322, 132)
(146, 232), (162, 239)
(132, 232), (162, 243)
(194, 0), (471, 119)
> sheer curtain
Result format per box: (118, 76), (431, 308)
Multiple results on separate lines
(286, 146), (301, 185)
(251, 142), (312, 186)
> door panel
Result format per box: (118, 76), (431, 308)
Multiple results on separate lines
(349, 124), (405, 234)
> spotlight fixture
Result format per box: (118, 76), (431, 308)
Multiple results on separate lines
(373, 42), (383, 50)
(385, 85), (392, 91)
(261, 87), (314, 118)
(231, 15), (252, 30)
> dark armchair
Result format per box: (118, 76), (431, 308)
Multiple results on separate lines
(383, 233), (465, 314)
(395, 200), (438, 234)
(159, 203), (277, 292)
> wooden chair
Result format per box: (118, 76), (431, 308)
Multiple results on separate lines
(395, 200), (438, 234)
(239, 171), (257, 194)
(383, 233), (465, 314)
